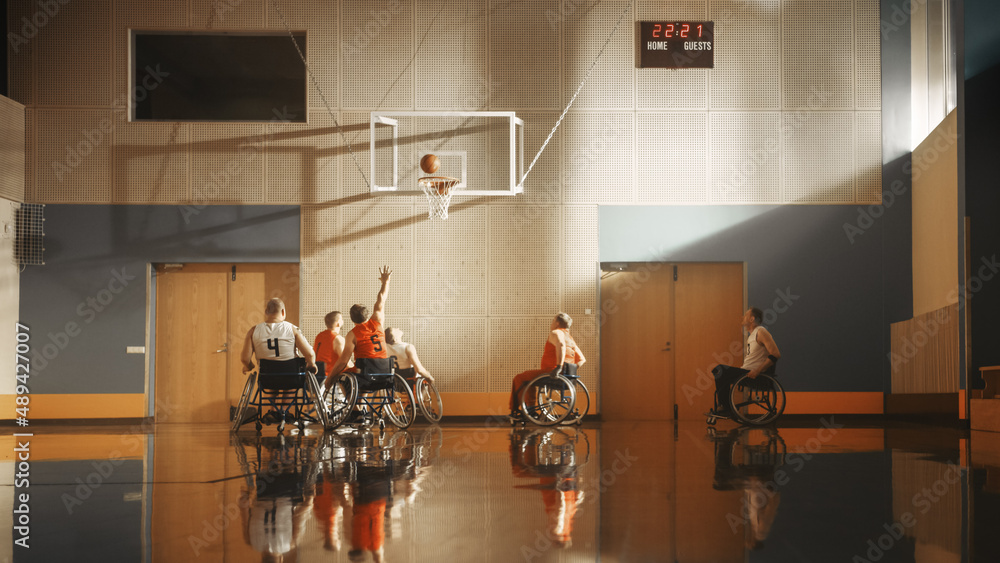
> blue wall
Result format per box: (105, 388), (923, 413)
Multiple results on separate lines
(599, 205), (906, 393)
(20, 205), (300, 394)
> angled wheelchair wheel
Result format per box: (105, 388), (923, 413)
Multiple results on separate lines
(232, 372), (257, 433)
(561, 380), (590, 426)
(385, 373), (417, 429)
(415, 378), (443, 423)
(520, 374), (576, 426)
(324, 373), (358, 429)
(729, 374), (785, 426)
(304, 372), (330, 429)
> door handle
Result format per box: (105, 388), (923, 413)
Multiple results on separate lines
(661, 341), (671, 351)
(215, 343), (228, 353)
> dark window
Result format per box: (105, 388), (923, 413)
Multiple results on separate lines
(132, 32), (307, 122)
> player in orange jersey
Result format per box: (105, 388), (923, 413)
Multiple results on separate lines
(508, 312), (586, 419)
(324, 266), (392, 388)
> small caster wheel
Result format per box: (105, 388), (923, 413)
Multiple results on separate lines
(278, 420), (286, 433)
(378, 419), (385, 430)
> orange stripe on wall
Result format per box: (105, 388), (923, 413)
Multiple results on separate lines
(783, 392), (883, 415)
(0, 434), (146, 462)
(0, 394), (146, 419)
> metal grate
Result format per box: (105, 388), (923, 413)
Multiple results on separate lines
(15, 203), (44, 266)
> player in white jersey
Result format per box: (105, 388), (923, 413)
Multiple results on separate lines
(708, 306), (781, 418)
(240, 297), (318, 374)
(384, 328), (434, 382)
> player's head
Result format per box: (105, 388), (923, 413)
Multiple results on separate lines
(385, 327), (401, 344)
(265, 298), (285, 319)
(349, 304), (369, 324)
(554, 312), (573, 329)
(324, 311), (342, 329)
(746, 306), (764, 326)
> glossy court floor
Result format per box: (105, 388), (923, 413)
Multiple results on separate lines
(1, 418), (997, 563)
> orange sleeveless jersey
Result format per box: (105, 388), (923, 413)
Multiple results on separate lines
(351, 318), (387, 359)
(313, 330), (341, 376)
(540, 328), (582, 370)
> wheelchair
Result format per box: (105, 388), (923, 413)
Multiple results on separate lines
(706, 368), (786, 427)
(397, 367), (444, 423)
(515, 363), (589, 427)
(232, 358), (329, 433)
(323, 357), (417, 430)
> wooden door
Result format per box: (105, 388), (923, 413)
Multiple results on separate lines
(155, 264), (229, 423)
(600, 265), (675, 420)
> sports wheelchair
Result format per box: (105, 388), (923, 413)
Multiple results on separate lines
(232, 358), (329, 433)
(706, 368), (786, 427)
(323, 357), (417, 430)
(514, 363), (590, 427)
(397, 367), (444, 423)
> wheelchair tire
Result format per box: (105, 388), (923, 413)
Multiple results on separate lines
(324, 372), (358, 430)
(520, 374), (576, 426)
(415, 378), (444, 423)
(560, 380), (590, 426)
(232, 372), (257, 433)
(729, 374), (785, 426)
(385, 373), (417, 429)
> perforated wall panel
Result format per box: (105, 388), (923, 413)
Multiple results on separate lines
(709, 0), (780, 110)
(856, 111), (882, 204)
(112, 0), (189, 110)
(113, 121), (189, 203)
(36, 110), (114, 203)
(783, 111), (854, 203)
(8, 1), (36, 106)
(562, 0), (634, 110)
(636, 112), (708, 203)
(489, 204), (560, 316)
(267, 110), (339, 204)
(855, 0), (881, 110)
(0, 97), (26, 203)
(562, 111), (634, 204)
(514, 112), (561, 207)
(23, 109), (34, 201)
(37, 0), (112, 107)
(341, 0), (412, 109)
(489, 0), (561, 111)
(414, 206), (487, 316)
(784, 0), (854, 110)
(339, 203), (414, 317)
(562, 205), (598, 314)
(415, 1), (488, 110)
(265, 0), (338, 111)
(301, 204), (340, 332)
(192, 0), (264, 29)
(488, 316), (554, 392)
(190, 123), (265, 204)
(635, 0), (708, 110)
(343, 111), (381, 198)
(710, 111), (781, 203)
(411, 318), (488, 393)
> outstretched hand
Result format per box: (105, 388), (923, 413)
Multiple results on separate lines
(379, 265), (392, 282)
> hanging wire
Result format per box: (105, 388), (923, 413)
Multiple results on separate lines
(518, 0), (634, 190)
(272, 0), (371, 189)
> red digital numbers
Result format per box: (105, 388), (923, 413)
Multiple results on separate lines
(680, 24), (690, 38)
(648, 22), (707, 40)
(665, 23), (674, 38)
(653, 24), (661, 37)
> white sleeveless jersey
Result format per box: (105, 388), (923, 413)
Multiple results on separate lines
(248, 498), (295, 555)
(741, 326), (769, 370)
(386, 341), (412, 369)
(252, 321), (299, 361)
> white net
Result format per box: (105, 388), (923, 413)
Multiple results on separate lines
(418, 177), (460, 220)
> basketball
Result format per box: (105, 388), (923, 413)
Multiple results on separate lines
(420, 154), (440, 174)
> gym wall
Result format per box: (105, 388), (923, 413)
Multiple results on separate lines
(11, 0), (890, 415)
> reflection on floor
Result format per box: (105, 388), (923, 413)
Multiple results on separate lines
(0, 419), (993, 562)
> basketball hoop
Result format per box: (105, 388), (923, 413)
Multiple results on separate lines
(418, 176), (459, 219)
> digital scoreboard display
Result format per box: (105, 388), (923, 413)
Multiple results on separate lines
(636, 21), (714, 69)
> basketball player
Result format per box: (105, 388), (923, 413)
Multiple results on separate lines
(324, 266), (392, 388)
(509, 313), (586, 418)
(314, 311), (353, 378)
(240, 297), (318, 375)
(708, 306), (781, 418)
(385, 327), (434, 382)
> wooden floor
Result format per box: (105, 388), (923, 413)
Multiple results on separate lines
(0, 418), (994, 562)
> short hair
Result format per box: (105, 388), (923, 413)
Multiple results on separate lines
(749, 306), (764, 325)
(349, 304), (369, 324)
(265, 298), (284, 316)
(554, 312), (572, 328)
(385, 327), (400, 345)
(324, 311), (342, 328)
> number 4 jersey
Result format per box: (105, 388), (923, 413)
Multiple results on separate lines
(252, 321), (299, 361)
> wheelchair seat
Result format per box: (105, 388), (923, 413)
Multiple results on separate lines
(324, 356), (417, 430)
(232, 357), (328, 434)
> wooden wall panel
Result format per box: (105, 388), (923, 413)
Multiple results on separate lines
(890, 303), (960, 394)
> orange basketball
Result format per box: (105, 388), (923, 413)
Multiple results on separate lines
(420, 154), (440, 174)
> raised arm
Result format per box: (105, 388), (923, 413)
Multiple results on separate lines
(294, 327), (318, 373)
(372, 266), (392, 325)
(406, 344), (433, 382)
(240, 327), (256, 373)
(748, 327), (780, 378)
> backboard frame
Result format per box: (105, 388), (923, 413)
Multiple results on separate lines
(370, 111), (525, 196)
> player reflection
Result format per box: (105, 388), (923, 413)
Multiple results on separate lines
(710, 427), (785, 550)
(509, 427), (588, 549)
(237, 434), (319, 563)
